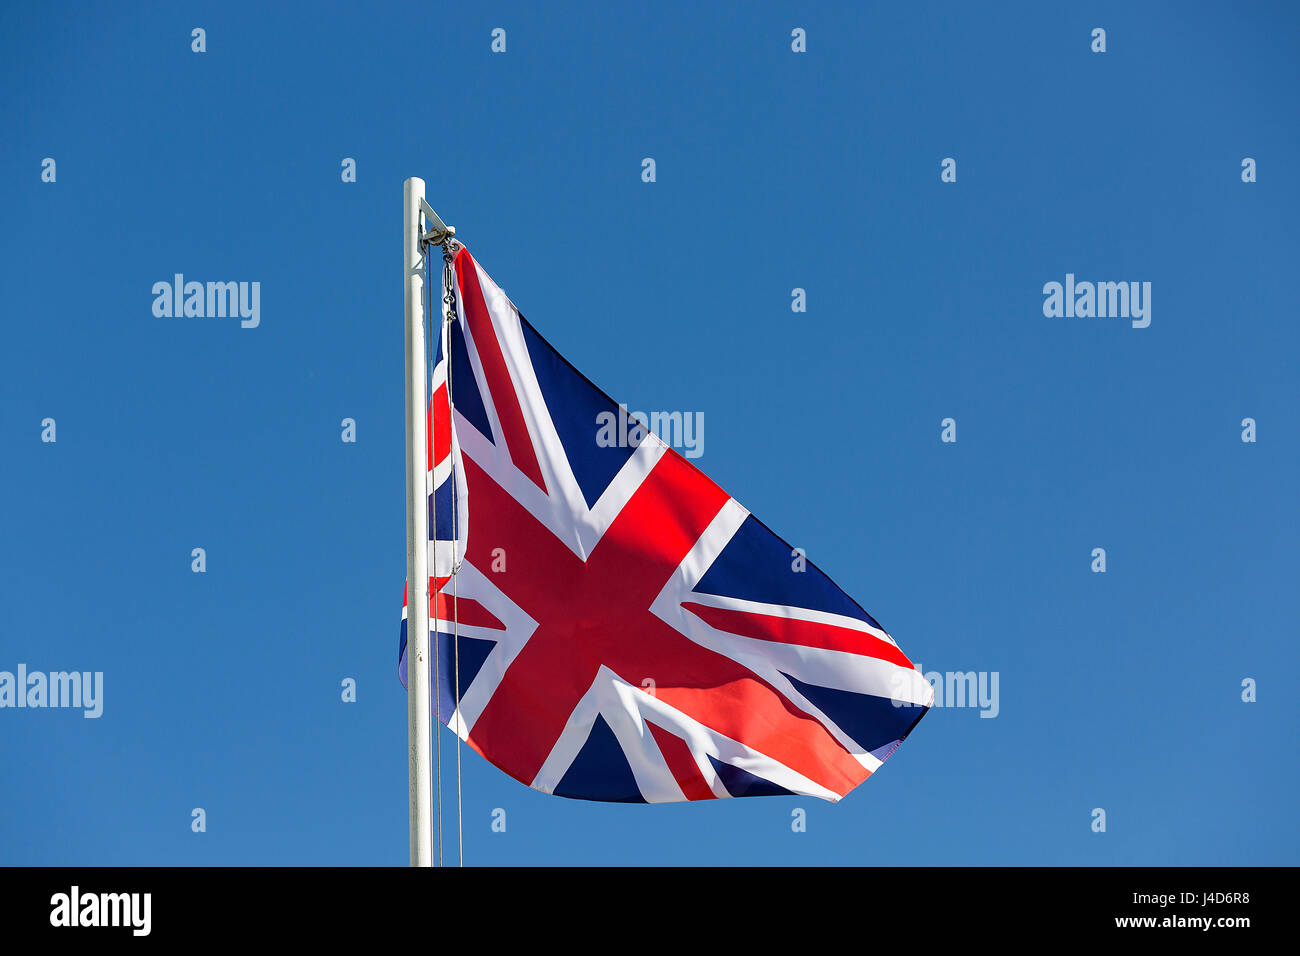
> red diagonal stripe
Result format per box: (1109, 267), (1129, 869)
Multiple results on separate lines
(681, 601), (913, 669)
(402, 575), (452, 610)
(646, 720), (716, 801)
(456, 249), (547, 492)
(433, 591), (506, 631)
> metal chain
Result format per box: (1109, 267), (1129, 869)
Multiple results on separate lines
(441, 240), (458, 326)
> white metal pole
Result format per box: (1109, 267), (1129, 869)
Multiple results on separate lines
(404, 176), (433, 867)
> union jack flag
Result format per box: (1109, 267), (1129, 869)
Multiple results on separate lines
(400, 245), (932, 803)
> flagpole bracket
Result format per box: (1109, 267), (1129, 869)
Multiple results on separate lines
(419, 198), (456, 247)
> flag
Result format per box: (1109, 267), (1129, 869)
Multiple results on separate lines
(400, 245), (932, 803)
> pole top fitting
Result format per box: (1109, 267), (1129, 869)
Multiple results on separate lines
(421, 224), (455, 245)
(419, 198), (456, 246)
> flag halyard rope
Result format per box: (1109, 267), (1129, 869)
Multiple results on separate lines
(440, 239), (465, 869)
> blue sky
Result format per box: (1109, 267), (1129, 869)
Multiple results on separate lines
(2, 1), (1297, 865)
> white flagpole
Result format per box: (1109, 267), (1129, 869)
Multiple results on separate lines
(404, 176), (433, 867)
